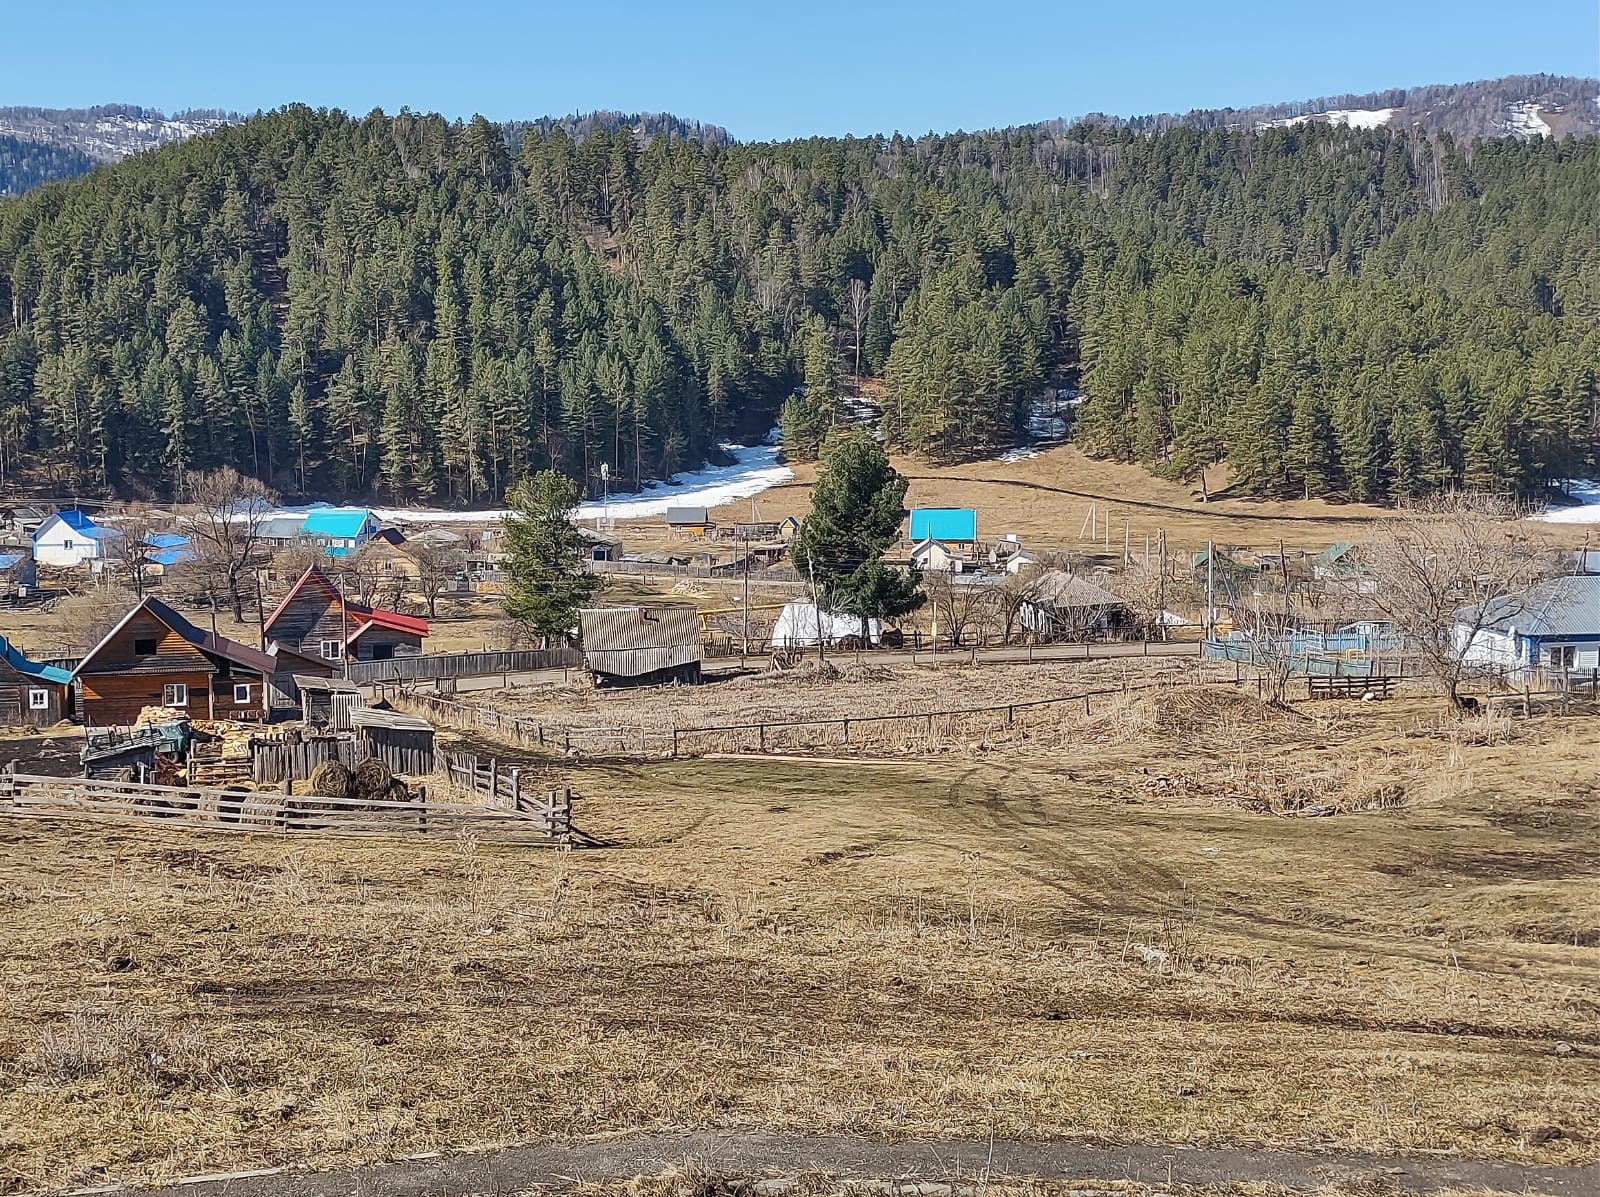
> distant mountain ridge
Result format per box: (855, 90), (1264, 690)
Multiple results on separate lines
(0, 76), (1593, 197)
(1060, 74), (1599, 142)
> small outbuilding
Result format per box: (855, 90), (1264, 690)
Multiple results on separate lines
(664, 507), (715, 539)
(579, 605), (703, 687)
(297, 675), (366, 731)
(0, 633), (72, 725)
(348, 706), (436, 775)
(770, 601), (881, 648)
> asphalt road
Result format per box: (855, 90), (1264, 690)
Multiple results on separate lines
(104, 1130), (1600, 1197)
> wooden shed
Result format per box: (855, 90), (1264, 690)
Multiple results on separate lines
(348, 707), (435, 775)
(297, 675), (365, 731)
(579, 605), (703, 687)
(0, 633), (71, 726)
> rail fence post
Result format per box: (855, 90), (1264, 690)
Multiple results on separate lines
(672, 729), (679, 758)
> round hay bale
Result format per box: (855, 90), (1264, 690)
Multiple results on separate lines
(308, 760), (352, 800)
(352, 756), (392, 800)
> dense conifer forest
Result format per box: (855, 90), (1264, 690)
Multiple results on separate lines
(0, 105), (1594, 503)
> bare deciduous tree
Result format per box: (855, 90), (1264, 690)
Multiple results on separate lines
(107, 504), (165, 598)
(848, 277), (869, 382)
(921, 570), (997, 646)
(181, 468), (279, 620)
(1360, 493), (1557, 710)
(57, 586), (139, 653)
(408, 541), (467, 619)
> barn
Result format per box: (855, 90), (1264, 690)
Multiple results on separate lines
(579, 605), (702, 687)
(0, 633), (71, 726)
(72, 597), (276, 726)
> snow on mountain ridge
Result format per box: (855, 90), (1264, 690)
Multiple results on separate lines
(1256, 107), (1397, 132)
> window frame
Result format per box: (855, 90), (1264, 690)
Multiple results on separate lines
(133, 637), (159, 655)
(320, 639), (344, 660)
(27, 688), (49, 711)
(162, 682), (188, 707)
(232, 682), (252, 704)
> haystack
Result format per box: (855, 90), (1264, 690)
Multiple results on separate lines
(352, 757), (393, 801)
(308, 761), (352, 800)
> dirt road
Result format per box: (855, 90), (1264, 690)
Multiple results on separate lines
(106, 1131), (1599, 1197)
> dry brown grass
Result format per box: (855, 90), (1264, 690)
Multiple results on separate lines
(1, 678), (1597, 1191)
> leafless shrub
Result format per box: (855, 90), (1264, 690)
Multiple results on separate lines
(56, 585), (139, 652)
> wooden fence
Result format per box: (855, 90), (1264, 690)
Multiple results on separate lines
(589, 560), (805, 584)
(346, 648), (582, 685)
(438, 748), (572, 837)
(251, 734), (360, 783)
(394, 668), (1250, 760)
(0, 768), (567, 844)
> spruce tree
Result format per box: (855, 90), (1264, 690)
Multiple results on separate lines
(502, 469), (600, 643)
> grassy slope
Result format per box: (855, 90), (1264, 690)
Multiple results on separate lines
(1, 686), (1596, 1189)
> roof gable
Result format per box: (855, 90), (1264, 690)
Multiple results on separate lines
(74, 597), (275, 679)
(262, 564), (428, 641)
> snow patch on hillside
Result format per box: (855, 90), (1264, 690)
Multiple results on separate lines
(1498, 102), (1551, 139)
(1257, 108), (1396, 132)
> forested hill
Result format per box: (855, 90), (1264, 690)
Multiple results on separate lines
(0, 105), (1595, 506)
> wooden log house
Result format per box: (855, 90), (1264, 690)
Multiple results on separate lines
(262, 565), (428, 666)
(71, 597), (277, 726)
(0, 633), (72, 726)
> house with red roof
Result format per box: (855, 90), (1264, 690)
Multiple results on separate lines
(262, 565), (429, 666)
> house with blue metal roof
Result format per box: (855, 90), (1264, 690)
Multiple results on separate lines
(0, 633), (72, 725)
(301, 508), (380, 557)
(1454, 573), (1600, 678)
(909, 507), (977, 544)
(32, 510), (123, 568)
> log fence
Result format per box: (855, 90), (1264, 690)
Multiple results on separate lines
(394, 666), (1253, 761)
(437, 748), (572, 837)
(0, 766), (568, 844)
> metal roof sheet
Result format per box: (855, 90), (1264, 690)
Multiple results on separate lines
(0, 634), (72, 685)
(664, 506), (710, 525)
(302, 508), (375, 538)
(1028, 570), (1126, 610)
(909, 508), (977, 542)
(1478, 574), (1600, 638)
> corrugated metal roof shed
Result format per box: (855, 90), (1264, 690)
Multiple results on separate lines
(909, 508), (977, 542)
(580, 605), (702, 678)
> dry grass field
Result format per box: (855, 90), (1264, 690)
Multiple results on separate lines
(2, 672), (1597, 1192)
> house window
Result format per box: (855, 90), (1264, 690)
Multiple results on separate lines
(1545, 644), (1577, 670)
(27, 689), (49, 711)
(134, 637), (158, 655)
(162, 683), (188, 707)
(320, 639), (344, 660)
(232, 683), (251, 704)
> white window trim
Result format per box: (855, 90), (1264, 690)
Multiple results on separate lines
(27, 688), (49, 711)
(233, 683), (252, 704)
(320, 639), (344, 660)
(162, 682), (188, 707)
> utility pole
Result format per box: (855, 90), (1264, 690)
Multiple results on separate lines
(1157, 530), (1167, 642)
(339, 570), (349, 680)
(741, 528), (751, 665)
(1205, 539), (1215, 643)
(807, 555), (824, 664)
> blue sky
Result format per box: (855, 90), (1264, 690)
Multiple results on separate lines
(7, 0), (1596, 140)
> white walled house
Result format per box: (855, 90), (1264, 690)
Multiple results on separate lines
(31, 511), (121, 568)
(1453, 574), (1600, 679)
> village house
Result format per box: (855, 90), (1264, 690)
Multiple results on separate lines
(257, 514), (309, 548)
(0, 550), (38, 597)
(32, 510), (121, 569)
(262, 565), (428, 664)
(575, 526), (622, 562)
(302, 507), (380, 557)
(664, 506), (716, 539)
(0, 633), (72, 726)
(1020, 571), (1132, 641)
(1454, 573), (1600, 680)
(910, 537), (977, 574)
(71, 597), (276, 726)
(579, 605), (702, 687)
